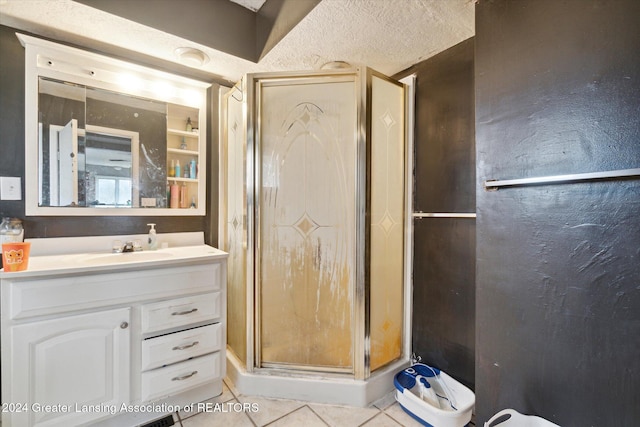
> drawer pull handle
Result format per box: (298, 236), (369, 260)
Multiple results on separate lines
(173, 341), (200, 351)
(171, 308), (198, 316)
(172, 371), (198, 381)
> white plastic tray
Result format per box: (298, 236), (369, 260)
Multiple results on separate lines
(485, 409), (560, 427)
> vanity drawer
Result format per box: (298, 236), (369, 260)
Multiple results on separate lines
(141, 323), (222, 371)
(7, 262), (221, 320)
(141, 352), (221, 403)
(141, 292), (221, 334)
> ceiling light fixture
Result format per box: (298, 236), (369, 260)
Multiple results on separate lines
(320, 61), (352, 70)
(174, 47), (210, 67)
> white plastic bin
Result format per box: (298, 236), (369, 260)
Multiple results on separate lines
(485, 409), (560, 427)
(394, 364), (475, 427)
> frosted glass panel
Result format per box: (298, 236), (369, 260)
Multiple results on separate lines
(258, 79), (356, 370)
(225, 88), (247, 363)
(369, 76), (405, 371)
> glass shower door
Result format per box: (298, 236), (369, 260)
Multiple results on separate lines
(369, 75), (405, 371)
(256, 76), (357, 372)
(223, 85), (247, 364)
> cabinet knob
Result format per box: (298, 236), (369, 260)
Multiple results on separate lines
(120, 322), (129, 329)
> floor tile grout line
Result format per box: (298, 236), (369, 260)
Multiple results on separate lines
(305, 404), (329, 426)
(305, 404), (331, 427)
(228, 388), (260, 426)
(383, 406), (411, 427)
(174, 411), (184, 427)
(246, 408), (259, 427)
(175, 409), (184, 425)
(373, 412), (403, 426)
(261, 404), (329, 427)
(176, 381), (240, 424)
(305, 403), (348, 427)
(355, 408), (385, 427)
(223, 378), (238, 399)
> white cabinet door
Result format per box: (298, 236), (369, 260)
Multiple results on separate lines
(9, 308), (130, 427)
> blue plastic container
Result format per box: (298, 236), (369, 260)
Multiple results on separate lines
(394, 364), (475, 427)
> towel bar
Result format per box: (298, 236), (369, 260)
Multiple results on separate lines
(412, 213), (476, 218)
(484, 168), (640, 189)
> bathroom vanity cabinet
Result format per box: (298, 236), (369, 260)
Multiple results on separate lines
(0, 244), (227, 427)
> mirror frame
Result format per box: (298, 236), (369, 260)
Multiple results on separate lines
(19, 33), (210, 216)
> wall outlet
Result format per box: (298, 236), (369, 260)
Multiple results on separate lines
(0, 177), (22, 200)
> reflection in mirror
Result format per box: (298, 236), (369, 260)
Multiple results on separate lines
(38, 77), (166, 208)
(22, 33), (209, 216)
(86, 86), (167, 208)
(84, 126), (139, 207)
(38, 78), (84, 206)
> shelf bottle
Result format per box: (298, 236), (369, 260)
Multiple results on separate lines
(170, 181), (179, 208)
(179, 182), (188, 208)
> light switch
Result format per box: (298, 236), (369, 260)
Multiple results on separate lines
(0, 177), (22, 201)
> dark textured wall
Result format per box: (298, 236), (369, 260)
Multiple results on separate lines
(396, 38), (476, 388)
(0, 25), (219, 245)
(475, 0), (640, 425)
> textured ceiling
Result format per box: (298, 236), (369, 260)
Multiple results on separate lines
(0, 0), (474, 84)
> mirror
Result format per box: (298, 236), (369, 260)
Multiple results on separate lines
(20, 33), (209, 216)
(39, 77), (163, 208)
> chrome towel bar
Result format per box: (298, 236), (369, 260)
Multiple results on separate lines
(412, 213), (476, 219)
(484, 168), (640, 190)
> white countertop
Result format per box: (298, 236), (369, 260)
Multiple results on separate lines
(1, 233), (227, 279)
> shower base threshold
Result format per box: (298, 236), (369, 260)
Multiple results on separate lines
(226, 352), (409, 407)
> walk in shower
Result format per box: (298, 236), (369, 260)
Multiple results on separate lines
(220, 68), (412, 406)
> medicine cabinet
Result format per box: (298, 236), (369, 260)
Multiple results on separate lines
(19, 33), (210, 216)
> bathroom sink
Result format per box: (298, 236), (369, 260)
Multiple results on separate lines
(3, 239), (227, 277)
(78, 251), (173, 266)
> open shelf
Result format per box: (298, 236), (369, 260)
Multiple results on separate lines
(166, 103), (204, 210)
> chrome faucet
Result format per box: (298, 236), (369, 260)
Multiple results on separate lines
(122, 241), (135, 253)
(112, 240), (143, 253)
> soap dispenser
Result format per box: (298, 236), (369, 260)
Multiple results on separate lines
(147, 223), (158, 250)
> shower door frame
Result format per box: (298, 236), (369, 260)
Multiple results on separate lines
(247, 69), (367, 377)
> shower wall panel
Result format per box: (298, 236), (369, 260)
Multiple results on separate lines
(224, 87), (247, 363)
(369, 75), (405, 371)
(257, 78), (357, 370)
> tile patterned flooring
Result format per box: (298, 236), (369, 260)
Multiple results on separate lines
(163, 379), (476, 427)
